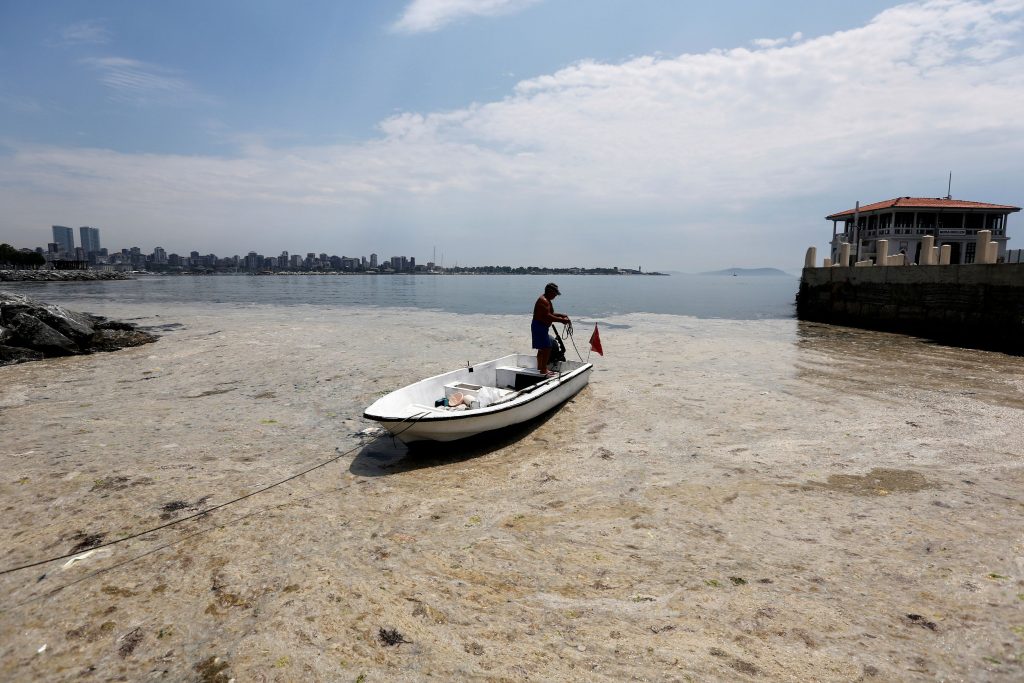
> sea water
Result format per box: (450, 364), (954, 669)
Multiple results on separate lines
(0, 273), (798, 320)
(5, 269), (1024, 683)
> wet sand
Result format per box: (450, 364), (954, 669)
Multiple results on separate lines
(1, 302), (1022, 681)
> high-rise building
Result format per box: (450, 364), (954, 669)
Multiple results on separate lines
(370, 253), (378, 268)
(79, 226), (101, 255)
(52, 226), (74, 255)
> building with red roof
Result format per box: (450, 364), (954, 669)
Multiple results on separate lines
(826, 197), (1020, 265)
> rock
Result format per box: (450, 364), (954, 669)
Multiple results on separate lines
(90, 328), (157, 352)
(4, 311), (80, 355)
(38, 304), (98, 344)
(0, 294), (98, 345)
(0, 291), (157, 366)
(0, 344), (43, 365)
(0, 292), (30, 307)
(0, 270), (132, 282)
(94, 319), (136, 331)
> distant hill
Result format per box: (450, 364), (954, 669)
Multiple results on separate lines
(698, 267), (795, 277)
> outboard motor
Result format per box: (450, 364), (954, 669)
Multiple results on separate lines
(549, 326), (567, 369)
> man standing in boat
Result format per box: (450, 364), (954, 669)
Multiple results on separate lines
(533, 282), (570, 376)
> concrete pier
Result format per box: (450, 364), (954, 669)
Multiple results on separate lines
(797, 263), (1024, 354)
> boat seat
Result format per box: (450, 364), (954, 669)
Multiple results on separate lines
(412, 404), (448, 413)
(495, 365), (545, 391)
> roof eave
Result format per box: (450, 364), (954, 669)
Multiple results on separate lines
(826, 205), (1021, 221)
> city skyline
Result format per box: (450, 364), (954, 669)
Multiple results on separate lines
(35, 223), (453, 266)
(2, 2), (1023, 270)
(30, 225), (422, 272)
(14, 224), (654, 273)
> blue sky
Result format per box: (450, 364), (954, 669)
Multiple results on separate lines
(2, 0), (1023, 270)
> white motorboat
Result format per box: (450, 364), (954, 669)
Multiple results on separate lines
(363, 354), (593, 443)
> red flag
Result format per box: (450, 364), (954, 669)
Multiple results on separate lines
(589, 324), (604, 356)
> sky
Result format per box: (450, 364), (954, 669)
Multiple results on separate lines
(1, 0), (1023, 271)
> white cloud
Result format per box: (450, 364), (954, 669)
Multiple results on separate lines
(58, 20), (111, 45)
(752, 31), (804, 48)
(392, 0), (542, 33)
(4, 0), (1024, 269)
(381, 0), (1024, 207)
(752, 37), (788, 48)
(81, 57), (210, 106)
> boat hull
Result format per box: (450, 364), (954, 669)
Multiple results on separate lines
(364, 357), (592, 443)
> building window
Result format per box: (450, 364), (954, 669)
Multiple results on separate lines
(965, 242), (976, 264)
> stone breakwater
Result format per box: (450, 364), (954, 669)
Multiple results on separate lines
(0, 292), (156, 366)
(797, 263), (1024, 354)
(0, 270), (133, 282)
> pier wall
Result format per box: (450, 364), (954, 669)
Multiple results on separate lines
(796, 263), (1024, 353)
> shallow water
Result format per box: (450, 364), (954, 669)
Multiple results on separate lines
(1, 301), (1022, 682)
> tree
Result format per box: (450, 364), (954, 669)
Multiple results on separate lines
(0, 243), (20, 268)
(0, 244), (46, 269)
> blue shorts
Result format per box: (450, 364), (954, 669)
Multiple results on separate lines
(531, 320), (552, 349)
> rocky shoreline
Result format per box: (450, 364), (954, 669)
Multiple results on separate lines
(0, 270), (133, 282)
(0, 292), (156, 366)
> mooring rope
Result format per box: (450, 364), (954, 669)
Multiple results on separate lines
(561, 320), (586, 364)
(2, 482), (352, 612)
(386, 410), (431, 447)
(0, 435), (379, 578)
(0, 412), (437, 610)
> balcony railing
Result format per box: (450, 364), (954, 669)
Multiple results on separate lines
(853, 226), (1005, 239)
